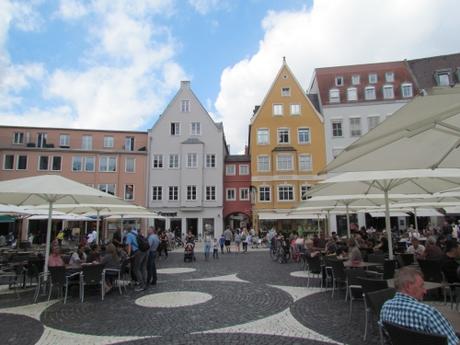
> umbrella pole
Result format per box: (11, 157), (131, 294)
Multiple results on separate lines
(96, 210), (100, 244)
(346, 204), (351, 238)
(327, 210), (330, 236)
(413, 207), (419, 232)
(384, 189), (394, 260)
(44, 201), (53, 276)
(317, 214), (320, 235)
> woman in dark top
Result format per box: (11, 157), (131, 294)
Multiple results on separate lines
(101, 243), (120, 292)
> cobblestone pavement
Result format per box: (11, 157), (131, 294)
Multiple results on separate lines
(0, 248), (384, 345)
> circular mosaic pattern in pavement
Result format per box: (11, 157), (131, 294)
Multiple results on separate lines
(157, 267), (196, 274)
(135, 291), (212, 308)
(290, 270), (308, 278)
(0, 313), (44, 345)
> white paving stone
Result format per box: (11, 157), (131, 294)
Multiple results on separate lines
(268, 285), (322, 302)
(157, 267), (196, 274)
(0, 300), (58, 320)
(188, 273), (249, 283)
(135, 291), (212, 308)
(290, 270), (309, 278)
(198, 308), (342, 344)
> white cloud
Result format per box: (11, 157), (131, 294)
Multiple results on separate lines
(56, 0), (89, 20)
(0, 106), (74, 128)
(188, 0), (229, 15)
(216, 0), (460, 153)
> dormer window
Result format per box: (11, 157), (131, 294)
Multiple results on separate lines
(383, 85), (394, 99)
(369, 73), (378, 84)
(335, 76), (344, 86)
(385, 72), (394, 83)
(435, 70), (451, 86)
(181, 100), (190, 112)
(329, 88), (340, 103)
(351, 75), (360, 85)
(281, 87), (291, 96)
(401, 83), (413, 98)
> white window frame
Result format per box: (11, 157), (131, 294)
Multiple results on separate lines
(225, 164), (236, 176)
(329, 88), (340, 103)
(351, 75), (360, 85)
(300, 185), (311, 201)
(278, 185), (294, 202)
(277, 128), (290, 144)
(368, 73), (378, 84)
(3, 154), (14, 170)
(13, 132), (24, 145)
(257, 155), (270, 172)
(124, 136), (135, 151)
(273, 104), (283, 116)
(124, 184), (134, 201)
(81, 135), (92, 150)
(259, 186), (271, 202)
(37, 132), (47, 148)
(365, 86), (376, 100)
(276, 154), (293, 171)
(331, 119), (343, 138)
(383, 85), (394, 99)
(98, 184), (116, 196)
(191, 122), (201, 136)
(16, 155), (27, 170)
(84, 156), (95, 172)
(168, 154), (179, 169)
(59, 134), (70, 147)
(385, 71), (394, 83)
(206, 185), (216, 201)
(350, 117), (362, 137)
(347, 87), (358, 101)
(186, 185), (197, 201)
(170, 122), (180, 136)
(152, 186), (162, 201)
(239, 188), (250, 201)
(298, 154), (312, 172)
(125, 157), (136, 173)
(401, 83), (413, 98)
(239, 164), (249, 175)
(367, 116), (380, 131)
(257, 128), (269, 145)
(181, 99), (190, 112)
(281, 87), (291, 96)
(38, 155), (49, 171)
(187, 153), (198, 168)
(226, 188), (236, 201)
(99, 156), (117, 172)
(72, 156), (83, 172)
(297, 128), (311, 144)
(51, 156), (62, 171)
(290, 103), (301, 115)
(335, 76), (344, 86)
(152, 154), (164, 169)
(103, 136), (114, 148)
(168, 186), (179, 201)
(206, 154), (215, 168)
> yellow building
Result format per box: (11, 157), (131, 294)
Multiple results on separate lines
(248, 59), (326, 234)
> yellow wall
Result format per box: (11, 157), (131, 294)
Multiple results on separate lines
(250, 63), (326, 214)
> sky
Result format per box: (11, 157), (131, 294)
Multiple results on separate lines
(1, 0), (460, 154)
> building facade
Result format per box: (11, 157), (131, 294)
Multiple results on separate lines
(248, 59), (327, 234)
(223, 151), (252, 230)
(148, 81), (226, 239)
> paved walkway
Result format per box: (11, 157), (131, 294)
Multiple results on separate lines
(0, 248), (383, 345)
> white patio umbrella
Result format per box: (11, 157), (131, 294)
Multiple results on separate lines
(321, 87), (460, 173)
(306, 169), (460, 259)
(0, 175), (128, 273)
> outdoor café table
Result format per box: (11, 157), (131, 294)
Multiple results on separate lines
(426, 302), (460, 334)
(343, 261), (382, 269)
(387, 278), (443, 291)
(65, 264), (82, 275)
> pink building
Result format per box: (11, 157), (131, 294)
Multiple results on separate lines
(223, 152), (252, 230)
(0, 126), (148, 207)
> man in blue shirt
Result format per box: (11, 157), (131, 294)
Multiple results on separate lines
(147, 227), (160, 285)
(126, 226), (148, 291)
(381, 267), (459, 345)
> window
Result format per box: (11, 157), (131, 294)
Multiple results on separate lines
(277, 128), (290, 144)
(273, 104), (283, 116)
(351, 75), (360, 85)
(401, 83), (413, 98)
(347, 87), (357, 101)
(81, 135), (92, 150)
(51, 156), (62, 171)
(168, 154), (179, 169)
(72, 156), (82, 171)
(191, 122), (201, 135)
(226, 188), (236, 201)
(36, 132), (47, 148)
(435, 71), (450, 86)
(13, 132), (24, 144)
(84, 156), (95, 171)
(99, 156), (117, 172)
(329, 88), (340, 103)
(38, 155), (49, 170)
(331, 120), (343, 137)
(187, 185), (197, 201)
(300, 185), (311, 201)
(368, 116), (380, 131)
(335, 76), (344, 86)
(281, 87), (290, 96)
(59, 134), (70, 147)
(124, 136), (135, 151)
(290, 104), (300, 115)
(170, 122), (180, 136)
(298, 154), (312, 171)
(385, 72), (394, 83)
(240, 188), (249, 201)
(168, 186), (178, 201)
(103, 136), (114, 148)
(257, 155), (270, 172)
(181, 99), (190, 112)
(257, 128), (269, 145)
(98, 184), (115, 195)
(298, 128), (311, 144)
(225, 164), (236, 175)
(125, 157), (135, 173)
(383, 85), (394, 99)
(206, 186), (216, 201)
(187, 153), (197, 168)
(278, 185), (294, 201)
(206, 154), (215, 168)
(365, 86), (376, 100)
(239, 164), (249, 175)
(368, 73), (378, 84)
(276, 154), (293, 171)
(3, 154), (14, 170)
(124, 184), (134, 200)
(350, 118), (362, 137)
(152, 186), (162, 201)
(152, 154), (163, 169)
(17, 155), (27, 170)
(259, 186), (271, 202)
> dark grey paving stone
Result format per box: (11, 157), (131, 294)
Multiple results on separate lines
(0, 313), (44, 345)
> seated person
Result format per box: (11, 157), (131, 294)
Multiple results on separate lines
(347, 239), (362, 263)
(86, 244), (101, 263)
(441, 240), (460, 284)
(101, 243), (121, 292)
(304, 239), (320, 258)
(48, 246), (64, 267)
(406, 238), (425, 258)
(380, 267), (459, 345)
(423, 236), (443, 260)
(69, 244), (87, 265)
(373, 234), (388, 254)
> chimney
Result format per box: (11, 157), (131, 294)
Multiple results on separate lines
(181, 80), (190, 88)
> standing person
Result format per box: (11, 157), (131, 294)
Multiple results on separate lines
(241, 229), (249, 253)
(234, 230), (241, 253)
(380, 267), (459, 345)
(147, 227), (160, 286)
(87, 228), (97, 245)
(223, 227), (233, 253)
(219, 234), (225, 254)
(213, 238), (219, 259)
(126, 226), (148, 292)
(56, 229), (64, 247)
(158, 231), (168, 258)
(204, 232), (212, 261)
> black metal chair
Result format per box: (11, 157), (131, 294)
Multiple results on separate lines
(80, 264), (105, 302)
(382, 321), (447, 345)
(103, 266), (122, 295)
(418, 259), (448, 303)
(305, 255), (322, 288)
(345, 268), (366, 319)
(382, 259), (397, 280)
(396, 253), (414, 267)
(0, 271), (20, 299)
(327, 258), (347, 298)
(25, 259), (44, 287)
(48, 266), (80, 304)
(367, 288), (396, 345)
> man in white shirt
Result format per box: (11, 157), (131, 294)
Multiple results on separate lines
(87, 229), (97, 245)
(406, 238), (425, 257)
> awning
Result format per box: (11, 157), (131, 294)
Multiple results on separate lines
(0, 215), (15, 223)
(445, 206), (460, 214)
(258, 212), (325, 220)
(369, 211), (408, 218)
(411, 209), (443, 217)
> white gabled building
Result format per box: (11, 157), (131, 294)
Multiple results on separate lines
(148, 81), (227, 239)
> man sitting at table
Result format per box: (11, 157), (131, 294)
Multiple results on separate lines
(406, 238), (425, 258)
(380, 267), (459, 345)
(441, 240), (460, 284)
